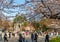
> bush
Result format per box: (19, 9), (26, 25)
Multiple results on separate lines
(50, 37), (60, 42)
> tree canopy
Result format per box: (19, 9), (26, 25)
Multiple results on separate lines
(0, 0), (60, 21)
(13, 15), (27, 23)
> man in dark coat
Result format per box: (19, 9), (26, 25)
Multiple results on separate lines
(18, 34), (23, 42)
(45, 33), (49, 42)
(31, 33), (34, 42)
(34, 33), (38, 42)
(4, 33), (8, 42)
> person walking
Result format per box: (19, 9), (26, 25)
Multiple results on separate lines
(22, 33), (25, 42)
(4, 33), (8, 42)
(31, 33), (34, 42)
(34, 33), (38, 42)
(9, 32), (11, 38)
(18, 34), (23, 42)
(45, 33), (49, 42)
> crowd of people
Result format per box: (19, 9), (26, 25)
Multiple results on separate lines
(3, 31), (50, 42)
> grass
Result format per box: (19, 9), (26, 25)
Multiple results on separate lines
(50, 37), (60, 42)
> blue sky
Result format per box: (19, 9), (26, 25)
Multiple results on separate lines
(4, 0), (25, 16)
(14, 0), (25, 4)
